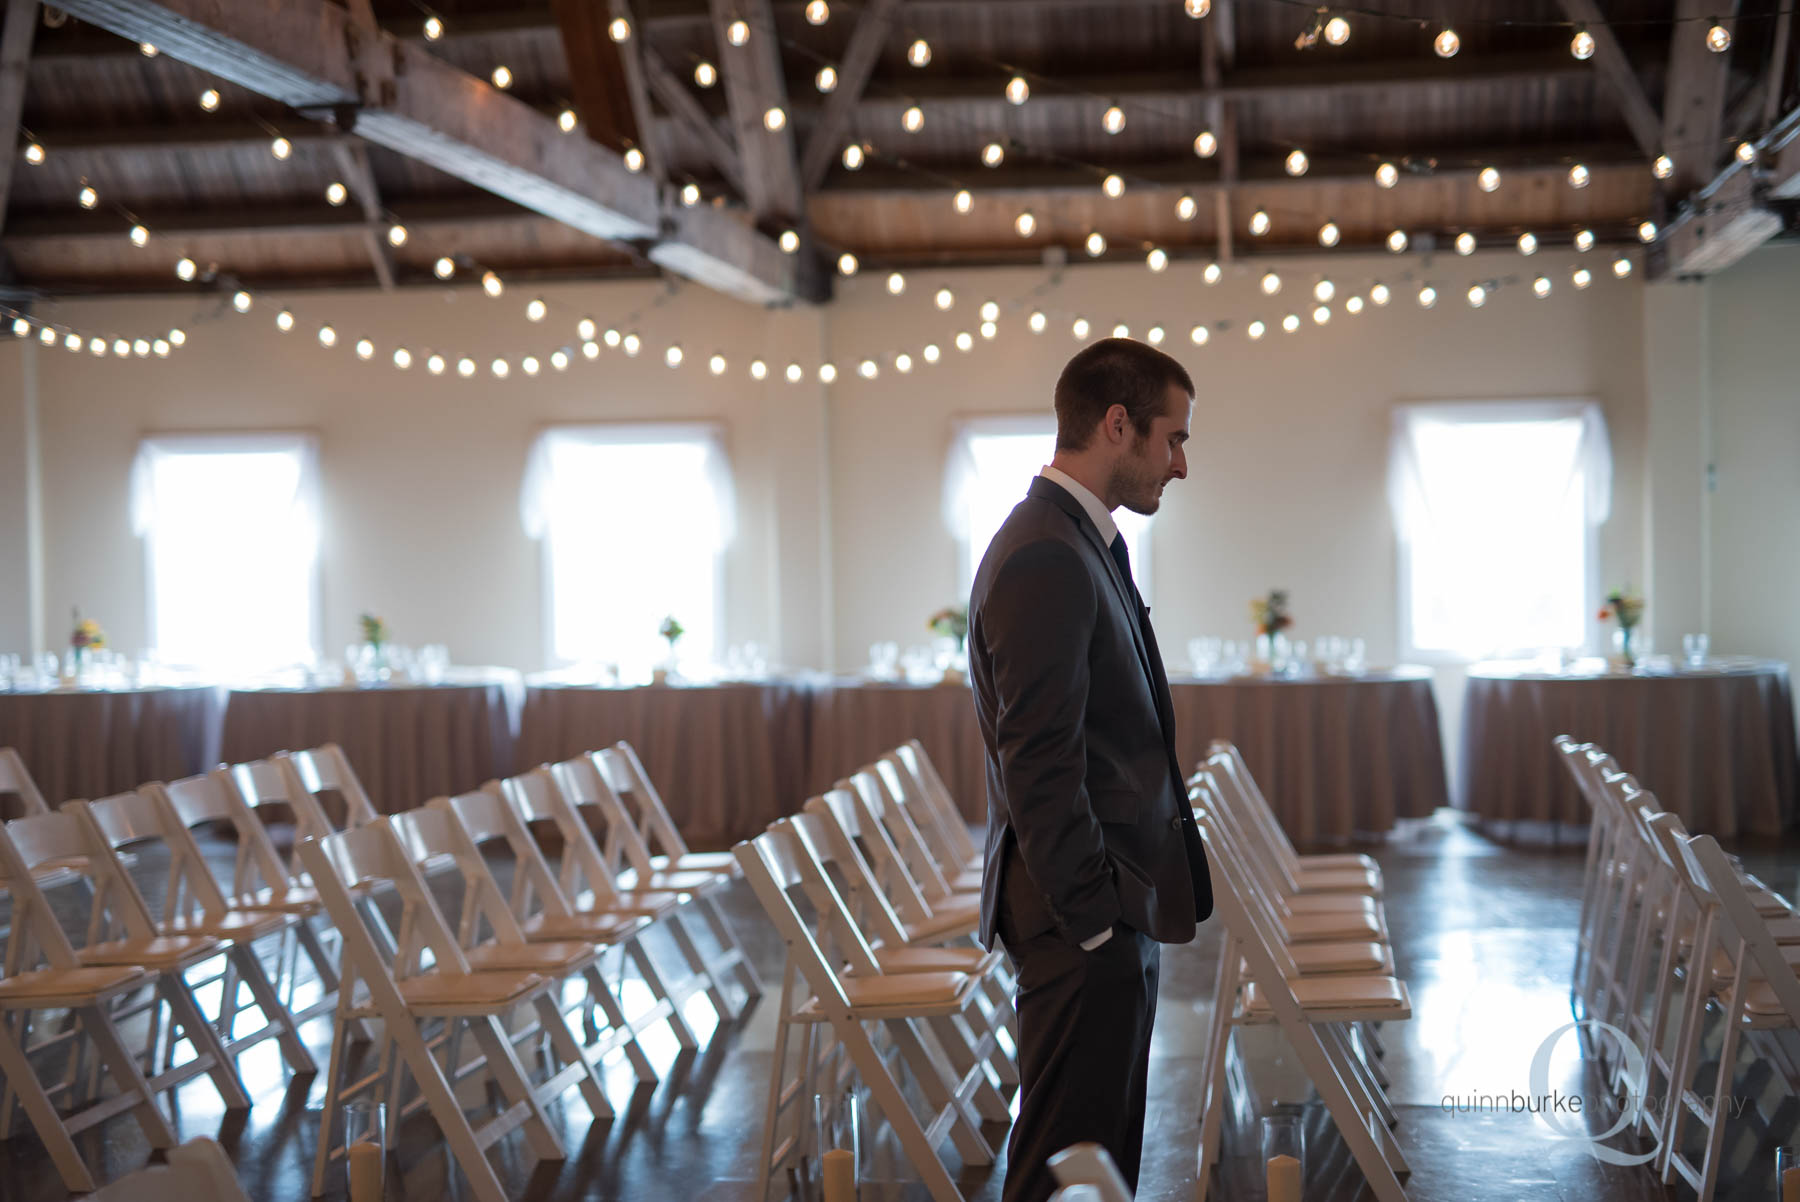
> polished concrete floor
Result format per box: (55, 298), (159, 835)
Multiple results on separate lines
(3, 817), (1797, 1201)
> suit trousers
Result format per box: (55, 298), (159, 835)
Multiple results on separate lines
(998, 919), (1160, 1202)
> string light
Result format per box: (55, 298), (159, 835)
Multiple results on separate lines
(1533, 275), (1552, 297)
(1417, 284), (1438, 308)
(326, 181), (348, 205)
(1176, 193), (1198, 221)
(1345, 296), (1364, 315)
(1706, 23), (1731, 52)
(10, 317), (26, 336)
(622, 332), (641, 356)
(624, 147), (645, 172)
(886, 271), (906, 295)
(1085, 231), (1107, 256)
(1518, 232), (1539, 255)
(79, 184), (98, 208)
(1612, 256), (1633, 278)
(923, 344), (940, 363)
(858, 357), (880, 378)
(601, 328), (620, 349)
(1455, 232), (1476, 255)
(1317, 221), (1340, 247)
(1370, 283), (1390, 305)
(1190, 325), (1210, 345)
(896, 353), (913, 373)
(526, 297), (547, 322)
(482, 270), (504, 297)
(583, 340), (601, 359)
(1249, 209), (1271, 236)
(232, 290), (253, 312)
(490, 66), (512, 89)
(1575, 228), (1596, 252)
(89, 337), (105, 356)
(491, 358), (509, 378)
(1637, 220), (1658, 243)
(1568, 163), (1590, 189)
(423, 353), (444, 374)
(954, 189), (973, 213)
(1325, 16), (1350, 44)
(1375, 162), (1398, 188)
(727, 20), (749, 45)
(1387, 229), (1408, 252)
(1007, 76), (1030, 105)
(764, 106), (786, 131)
(1284, 149), (1309, 176)
(665, 345), (683, 368)
(152, 338), (170, 356)
(386, 223), (408, 247)
(902, 106), (924, 132)
(1466, 284), (1486, 308)
(1072, 317), (1090, 338)
(199, 88), (220, 111)
(1103, 105), (1126, 135)
(1185, 0), (1212, 16)
(434, 256), (455, 279)
(1653, 154), (1673, 180)
(1312, 306), (1331, 325)
(1313, 280), (1335, 302)
(1247, 320), (1266, 340)
(608, 16), (631, 41)
(552, 349), (570, 371)
(23, 141), (43, 165)
(1434, 28), (1460, 57)
(908, 39), (931, 67)
(785, 362), (803, 383)
(1193, 130), (1218, 158)
(1260, 271), (1281, 295)
(423, 15), (443, 39)
(558, 109), (578, 133)
(1735, 141), (1757, 164)
(805, 0), (829, 23)
(694, 61), (717, 87)
(682, 182), (701, 205)
(1015, 210), (1036, 236)
(779, 229), (800, 253)
(1112, 323), (1129, 338)
(956, 331), (974, 351)
(1203, 262), (1221, 284)
(522, 355), (540, 376)
(1573, 267), (1593, 289)
(135, 42), (156, 57)
(816, 65), (838, 93)
(1571, 29), (1595, 59)
(979, 301), (1000, 323)
(577, 317), (597, 341)
(270, 136), (292, 160)
(38, 326), (53, 345)
(355, 337), (374, 360)
(982, 141), (1004, 167)
(169, 328), (186, 346)
(1029, 311), (1047, 332)
(1102, 173), (1124, 197)
(318, 324), (337, 346)
(709, 353), (727, 375)
(750, 358), (768, 380)
(1478, 166), (1501, 192)
(128, 224), (149, 247)
(276, 309), (295, 331)
(935, 287), (954, 310)
(837, 252), (859, 276)
(394, 348), (414, 370)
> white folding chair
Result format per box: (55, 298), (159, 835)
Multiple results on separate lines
(893, 739), (983, 873)
(595, 740), (740, 875)
(844, 766), (969, 908)
(874, 753), (982, 893)
(804, 787), (981, 946)
(0, 747), (49, 816)
(299, 819), (597, 1202)
(90, 1136), (252, 1202)
(1048, 1142), (1134, 1202)
(1205, 741), (1383, 880)
(736, 823), (997, 1202)
(284, 743), (384, 826)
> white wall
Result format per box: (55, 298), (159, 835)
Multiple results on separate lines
(0, 248), (1661, 676)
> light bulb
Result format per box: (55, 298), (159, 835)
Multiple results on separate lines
(1478, 166), (1501, 192)
(1193, 129), (1218, 158)
(199, 88), (220, 111)
(1102, 173), (1124, 198)
(1346, 296), (1364, 314)
(1249, 208), (1271, 236)
(1111, 323), (1129, 339)
(1370, 283), (1390, 305)
(681, 182), (701, 205)
(981, 142), (1004, 167)
(1085, 231), (1107, 257)
(750, 358), (768, 380)
(90, 337), (105, 356)
(1573, 267), (1593, 289)
(318, 324), (337, 346)
(665, 345), (683, 367)
(1015, 210), (1036, 236)
(806, 0), (829, 23)
(142, 42), (160, 56)
(709, 353), (727, 375)
(427, 353), (446, 374)
(895, 353), (913, 373)
(1736, 141), (1757, 164)
(779, 229), (800, 253)
(1575, 228), (1595, 252)
(1103, 105), (1126, 135)
(522, 356), (540, 376)
(1466, 284), (1486, 308)
(1571, 29), (1595, 59)
(394, 348), (413, 369)
(326, 181), (348, 205)
(1248, 320), (1266, 340)
(1007, 76), (1030, 105)
(64, 331), (80, 349)
(1638, 220), (1658, 243)
(276, 309), (295, 331)
(1518, 232), (1539, 255)
(622, 332), (641, 356)
(1203, 262), (1221, 284)
(1387, 229), (1409, 253)
(491, 358), (508, 377)
(1706, 23), (1730, 52)
(131, 338), (148, 356)
(908, 39), (931, 67)
(1185, 0), (1211, 16)
(785, 362), (803, 383)
(979, 300), (1000, 321)
(953, 189), (973, 213)
(232, 290), (253, 312)
(1281, 314), (1300, 333)
(1568, 163), (1590, 188)
(935, 287), (954, 310)
(1190, 325), (1210, 345)
(23, 141), (43, 165)
(1312, 306), (1331, 325)
(728, 19), (749, 45)
(1029, 311), (1047, 333)
(902, 105), (923, 132)
(423, 15), (443, 39)
(9, 317), (25, 336)
(1376, 161), (1399, 188)
(1285, 148), (1309, 176)
(956, 331), (974, 351)
(1176, 193), (1197, 221)
(1317, 221), (1340, 247)
(1455, 232), (1476, 255)
(1418, 285), (1437, 308)
(922, 343), (940, 363)
(1612, 256), (1633, 277)
(79, 184), (98, 208)
(842, 143), (865, 170)
(1533, 275), (1552, 297)
(153, 338), (170, 356)
(490, 66), (512, 89)
(1653, 154), (1673, 180)
(270, 135), (292, 159)
(558, 108), (578, 134)
(38, 326), (53, 344)
(482, 270), (503, 297)
(355, 338), (374, 360)
(837, 252), (858, 276)
(859, 359), (878, 378)
(886, 271), (905, 295)
(816, 65), (837, 92)
(176, 256), (198, 281)
(551, 350), (570, 371)
(763, 106), (786, 131)
(1261, 271), (1281, 294)
(694, 61), (717, 88)
(1313, 279), (1335, 302)
(1435, 28), (1460, 57)
(434, 256), (455, 279)
(608, 16), (631, 41)
(1325, 15), (1350, 44)
(526, 297), (547, 322)
(583, 340), (601, 359)
(1072, 317), (1090, 338)
(386, 223), (407, 247)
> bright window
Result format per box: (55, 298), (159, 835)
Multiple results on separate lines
(131, 434), (319, 676)
(944, 416), (1152, 595)
(521, 425), (735, 676)
(1390, 402), (1612, 660)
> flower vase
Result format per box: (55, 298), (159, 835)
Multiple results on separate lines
(939, 637), (968, 686)
(64, 647), (84, 687)
(1253, 632), (1288, 675)
(1611, 626), (1637, 670)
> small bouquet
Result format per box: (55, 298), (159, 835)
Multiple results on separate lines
(1249, 590), (1293, 638)
(659, 615), (685, 647)
(928, 606), (969, 652)
(70, 610), (106, 654)
(359, 613), (389, 649)
(1599, 588), (1645, 667)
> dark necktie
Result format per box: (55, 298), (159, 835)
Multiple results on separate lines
(1108, 535), (1139, 606)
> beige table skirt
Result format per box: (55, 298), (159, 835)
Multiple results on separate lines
(0, 686), (225, 809)
(1461, 666), (1799, 836)
(219, 683), (517, 813)
(807, 680), (992, 823)
(516, 682), (815, 847)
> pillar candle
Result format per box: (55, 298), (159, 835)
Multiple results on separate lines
(821, 1146), (856, 1202)
(348, 1139), (383, 1202)
(1781, 1164), (1800, 1202)
(1267, 1153), (1301, 1202)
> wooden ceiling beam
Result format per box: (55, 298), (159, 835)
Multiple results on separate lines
(2, 195), (531, 241)
(552, 0), (663, 178)
(642, 47), (746, 196)
(0, 0), (40, 239)
(329, 139), (397, 290)
(1661, 0), (1739, 192)
(1553, 0), (1662, 163)
(52, 0), (817, 305)
(708, 0), (805, 224)
(799, 0), (904, 192)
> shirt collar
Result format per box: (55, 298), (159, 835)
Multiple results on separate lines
(1039, 464), (1119, 545)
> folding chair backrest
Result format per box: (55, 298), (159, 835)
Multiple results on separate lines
(596, 742), (693, 862)
(790, 802), (911, 952)
(548, 753), (648, 880)
(159, 770), (300, 907)
(285, 744), (381, 826)
(734, 830), (852, 1012)
(301, 820), (466, 981)
(498, 768), (627, 911)
(230, 757), (342, 853)
(845, 767), (951, 900)
(1553, 737), (1606, 814)
(894, 739), (978, 862)
(1192, 815), (1300, 1004)
(390, 806), (527, 951)
(1188, 773), (1300, 979)
(1192, 756), (1300, 915)
(82, 786), (235, 926)
(1202, 743), (1303, 895)
(805, 787), (934, 926)
(6, 808), (162, 954)
(0, 747), (49, 815)
(767, 816), (884, 976)
(435, 786), (578, 930)
(1688, 833), (1800, 1026)
(875, 754), (966, 881)
(0, 818), (85, 970)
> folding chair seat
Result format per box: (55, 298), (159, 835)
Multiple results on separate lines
(299, 819), (609, 1202)
(737, 821), (1001, 1202)
(595, 741), (740, 876)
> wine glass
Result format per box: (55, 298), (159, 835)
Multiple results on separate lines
(1682, 633), (1709, 668)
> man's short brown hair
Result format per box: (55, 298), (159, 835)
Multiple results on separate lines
(1052, 338), (1195, 452)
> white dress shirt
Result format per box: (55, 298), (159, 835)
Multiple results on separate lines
(1038, 464), (1119, 952)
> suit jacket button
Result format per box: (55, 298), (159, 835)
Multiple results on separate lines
(1170, 815), (1182, 830)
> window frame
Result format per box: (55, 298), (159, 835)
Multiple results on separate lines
(1390, 399), (1609, 666)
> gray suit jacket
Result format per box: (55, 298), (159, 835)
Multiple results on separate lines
(970, 475), (1212, 949)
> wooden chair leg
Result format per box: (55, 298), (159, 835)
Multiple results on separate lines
(230, 943), (318, 1075)
(386, 1018), (514, 1202)
(463, 1015), (566, 1162)
(531, 993), (613, 1119)
(665, 910), (735, 1020)
(627, 937), (699, 1050)
(0, 1012), (99, 1192)
(158, 971), (250, 1108)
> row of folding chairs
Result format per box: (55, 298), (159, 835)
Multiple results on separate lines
(1558, 736), (1800, 1199)
(0, 739), (763, 1200)
(1188, 741), (1413, 1202)
(733, 739), (1019, 1202)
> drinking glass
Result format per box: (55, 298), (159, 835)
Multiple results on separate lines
(1262, 1111), (1304, 1202)
(1683, 632), (1710, 668)
(343, 1099), (386, 1202)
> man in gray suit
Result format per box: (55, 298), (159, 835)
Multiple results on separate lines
(969, 338), (1212, 1202)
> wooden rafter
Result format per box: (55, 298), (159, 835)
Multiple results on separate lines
(52, 0), (816, 304)
(1661, 0), (1740, 193)
(552, 0), (663, 179)
(1202, 0), (1235, 263)
(642, 48), (745, 197)
(799, 0), (903, 192)
(1554, 0), (1662, 163)
(0, 0), (38, 238)
(328, 140), (397, 290)
(708, 0), (804, 224)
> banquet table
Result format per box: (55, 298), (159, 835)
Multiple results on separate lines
(1461, 659), (1799, 837)
(0, 685), (225, 809)
(808, 679), (992, 822)
(515, 679), (815, 847)
(218, 672), (521, 813)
